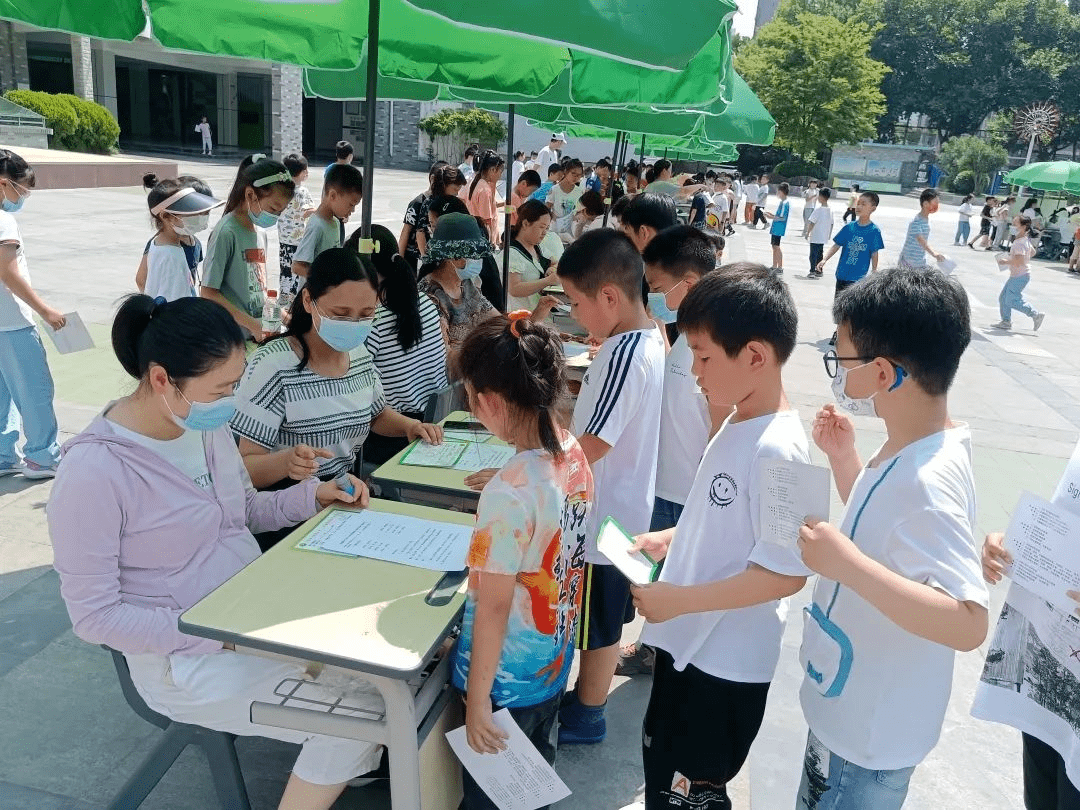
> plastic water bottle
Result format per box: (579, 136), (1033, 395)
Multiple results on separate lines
(261, 289), (282, 335)
(277, 289), (294, 325)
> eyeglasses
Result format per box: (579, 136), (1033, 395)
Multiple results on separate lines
(822, 350), (902, 379)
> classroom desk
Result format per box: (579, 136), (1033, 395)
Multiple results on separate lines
(179, 498), (475, 810)
(371, 412), (501, 513)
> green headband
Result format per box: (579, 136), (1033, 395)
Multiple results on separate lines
(253, 171), (290, 188)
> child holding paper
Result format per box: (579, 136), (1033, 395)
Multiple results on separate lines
(797, 266), (988, 809)
(450, 312), (594, 810)
(629, 264), (811, 809)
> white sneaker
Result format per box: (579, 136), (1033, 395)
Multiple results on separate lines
(0, 461), (24, 477)
(22, 460), (58, 479)
(1033, 313), (1045, 331)
(990, 320), (1011, 330)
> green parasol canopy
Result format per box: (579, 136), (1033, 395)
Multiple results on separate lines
(400, 0), (737, 70)
(1003, 161), (1080, 193)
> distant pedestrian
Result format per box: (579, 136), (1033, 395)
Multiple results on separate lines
(0, 149), (64, 479)
(801, 179), (820, 238)
(807, 187), (833, 278)
(764, 182), (790, 273)
(753, 175), (769, 227)
(537, 133), (566, 176)
(458, 144), (479, 183)
(991, 196), (1015, 251)
(843, 183), (860, 223)
(277, 153), (316, 298)
(511, 151), (526, 187)
(968, 195), (995, 249)
(898, 189), (944, 270)
(742, 176), (759, 226)
(194, 116), (212, 156)
(954, 194), (975, 246)
(993, 215), (1044, 331)
(324, 140), (354, 180)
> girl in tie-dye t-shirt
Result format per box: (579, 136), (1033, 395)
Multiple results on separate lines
(450, 313), (594, 798)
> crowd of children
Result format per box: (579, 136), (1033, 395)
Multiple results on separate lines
(0, 137), (1059, 810)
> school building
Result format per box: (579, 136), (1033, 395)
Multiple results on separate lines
(0, 19), (430, 170)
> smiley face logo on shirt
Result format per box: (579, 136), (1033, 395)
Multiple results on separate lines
(709, 473), (737, 508)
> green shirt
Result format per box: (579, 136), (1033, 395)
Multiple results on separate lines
(202, 212), (267, 319)
(293, 212), (342, 265)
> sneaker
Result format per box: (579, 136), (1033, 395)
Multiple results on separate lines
(615, 642), (656, 677)
(829, 331), (837, 346)
(990, 320), (1012, 330)
(558, 692), (606, 745)
(0, 461), (24, 477)
(22, 460), (58, 479)
(968, 243), (975, 250)
(1033, 313), (1045, 331)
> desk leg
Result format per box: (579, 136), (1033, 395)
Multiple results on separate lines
(369, 673), (423, 810)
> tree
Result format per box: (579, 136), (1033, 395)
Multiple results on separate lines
(417, 107), (507, 165)
(938, 135), (1008, 194)
(735, 12), (888, 158)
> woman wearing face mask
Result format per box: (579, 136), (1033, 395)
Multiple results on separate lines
(426, 195), (505, 311)
(49, 295), (381, 810)
(201, 155), (295, 339)
(231, 247), (443, 547)
(135, 175), (223, 301)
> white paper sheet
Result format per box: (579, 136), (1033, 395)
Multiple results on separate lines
(453, 442), (517, 473)
(1003, 492), (1080, 614)
(42, 312), (95, 354)
(444, 429), (493, 443)
(758, 458), (832, 549)
(399, 439), (468, 468)
(296, 509), (473, 571)
(446, 709), (572, 810)
(561, 341), (590, 359)
(597, 516), (655, 586)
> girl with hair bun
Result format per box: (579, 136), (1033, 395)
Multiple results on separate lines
(449, 313), (593, 804)
(49, 294), (376, 810)
(0, 147), (65, 478)
(201, 154), (295, 338)
(466, 149), (506, 243)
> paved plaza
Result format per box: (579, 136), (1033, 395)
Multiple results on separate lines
(2, 157), (1071, 808)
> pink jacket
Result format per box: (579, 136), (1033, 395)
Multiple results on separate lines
(48, 413), (320, 656)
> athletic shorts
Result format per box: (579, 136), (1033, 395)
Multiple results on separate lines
(643, 649), (770, 809)
(575, 562), (635, 650)
(770, 234), (782, 246)
(980, 219), (992, 235)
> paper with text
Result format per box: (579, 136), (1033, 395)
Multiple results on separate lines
(296, 509), (473, 571)
(758, 458), (832, 549)
(444, 429), (493, 443)
(43, 312), (95, 354)
(453, 442), (517, 473)
(1004, 492), (1080, 613)
(400, 439), (468, 468)
(446, 709), (571, 810)
(597, 516), (655, 586)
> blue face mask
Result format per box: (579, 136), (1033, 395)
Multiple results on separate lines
(315, 303), (373, 352)
(247, 198), (279, 228)
(165, 387), (237, 433)
(457, 258), (484, 281)
(2, 183), (26, 213)
(647, 280), (685, 325)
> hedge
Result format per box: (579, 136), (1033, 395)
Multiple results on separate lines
(4, 90), (120, 154)
(772, 159), (826, 181)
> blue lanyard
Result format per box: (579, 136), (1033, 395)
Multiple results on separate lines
(823, 456), (900, 618)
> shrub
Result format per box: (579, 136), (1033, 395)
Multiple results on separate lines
(773, 159), (826, 180)
(949, 170), (976, 195)
(3, 90), (119, 153)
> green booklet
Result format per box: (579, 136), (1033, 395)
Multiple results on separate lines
(399, 439), (468, 468)
(596, 516), (659, 586)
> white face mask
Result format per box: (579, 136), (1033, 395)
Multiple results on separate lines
(830, 362), (879, 418)
(173, 213), (210, 236)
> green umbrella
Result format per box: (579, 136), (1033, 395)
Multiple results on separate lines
(5, 0), (146, 41)
(1003, 161), (1080, 193)
(401, 0), (737, 70)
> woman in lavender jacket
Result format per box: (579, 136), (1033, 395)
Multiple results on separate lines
(48, 295), (382, 810)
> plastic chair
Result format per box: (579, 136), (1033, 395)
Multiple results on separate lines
(422, 382), (466, 424)
(103, 647), (251, 810)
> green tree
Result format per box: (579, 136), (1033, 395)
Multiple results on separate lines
(938, 135), (1008, 194)
(735, 12), (888, 158)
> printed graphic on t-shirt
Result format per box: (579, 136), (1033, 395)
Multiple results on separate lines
(709, 473), (737, 508)
(193, 471), (213, 489)
(244, 248), (266, 313)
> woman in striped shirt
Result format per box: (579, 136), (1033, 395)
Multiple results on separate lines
(231, 247), (442, 547)
(347, 225), (449, 466)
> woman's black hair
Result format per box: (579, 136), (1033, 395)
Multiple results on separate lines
(344, 224), (423, 351)
(146, 177), (186, 228)
(510, 199), (552, 239)
(455, 316), (567, 461)
(224, 155), (295, 214)
(432, 165), (467, 197)
(0, 149), (35, 188)
(112, 294), (244, 385)
(469, 149), (505, 199)
(1016, 215), (1032, 233)
(142, 172), (158, 191)
(578, 190), (605, 218)
(282, 247), (378, 370)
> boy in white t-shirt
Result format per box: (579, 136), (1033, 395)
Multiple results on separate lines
(807, 187), (834, 278)
(630, 264), (810, 809)
(556, 229), (665, 745)
(797, 267), (988, 809)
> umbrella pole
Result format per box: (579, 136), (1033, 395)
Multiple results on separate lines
(502, 104), (515, 312)
(1019, 132), (1037, 197)
(640, 134), (646, 162)
(602, 131), (623, 228)
(360, 0), (381, 241)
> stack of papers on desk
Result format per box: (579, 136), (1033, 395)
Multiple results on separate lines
(400, 439), (516, 472)
(296, 509), (473, 571)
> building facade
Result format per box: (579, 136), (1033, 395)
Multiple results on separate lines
(0, 19), (429, 171)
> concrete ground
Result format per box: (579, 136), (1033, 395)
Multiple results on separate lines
(1, 156), (1066, 809)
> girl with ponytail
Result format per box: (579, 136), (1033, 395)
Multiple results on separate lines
(449, 312), (593, 800)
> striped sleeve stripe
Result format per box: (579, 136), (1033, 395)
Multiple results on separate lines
(584, 332), (639, 437)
